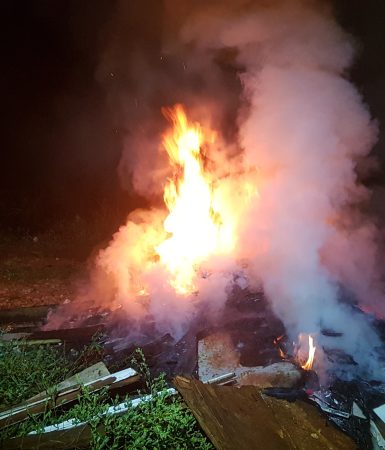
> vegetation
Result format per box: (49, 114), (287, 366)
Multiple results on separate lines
(0, 338), (71, 407)
(0, 342), (212, 449)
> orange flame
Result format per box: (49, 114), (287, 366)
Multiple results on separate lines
(300, 335), (316, 370)
(155, 105), (236, 294)
(273, 334), (284, 345)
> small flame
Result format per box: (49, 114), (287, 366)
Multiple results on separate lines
(274, 334), (286, 359)
(273, 334), (285, 345)
(137, 288), (149, 296)
(300, 335), (316, 371)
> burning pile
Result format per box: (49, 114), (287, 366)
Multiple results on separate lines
(45, 0), (385, 388)
(156, 104), (241, 295)
(93, 102), (256, 335)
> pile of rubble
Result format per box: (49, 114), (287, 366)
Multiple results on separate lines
(194, 329), (385, 449)
(2, 291), (385, 449)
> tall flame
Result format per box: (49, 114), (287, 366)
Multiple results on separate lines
(300, 335), (316, 371)
(156, 105), (235, 294)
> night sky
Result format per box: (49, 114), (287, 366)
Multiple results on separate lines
(1, 0), (385, 233)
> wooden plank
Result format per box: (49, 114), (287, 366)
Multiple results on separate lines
(0, 306), (56, 325)
(173, 376), (355, 450)
(0, 368), (139, 429)
(3, 423), (92, 450)
(174, 376), (290, 450)
(263, 394), (355, 449)
(0, 332), (31, 341)
(0, 377), (115, 429)
(3, 388), (176, 449)
(27, 324), (105, 345)
(27, 362), (110, 403)
(31, 388), (176, 434)
(206, 372), (236, 385)
(0, 338), (61, 347)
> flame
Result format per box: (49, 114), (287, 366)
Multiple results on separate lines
(274, 334), (286, 359)
(300, 335), (316, 370)
(273, 334), (285, 345)
(98, 104), (259, 304)
(156, 105), (236, 294)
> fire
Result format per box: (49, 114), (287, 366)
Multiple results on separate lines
(156, 105), (235, 294)
(299, 335), (316, 371)
(97, 103), (258, 309)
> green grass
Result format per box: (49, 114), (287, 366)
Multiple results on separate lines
(0, 344), (213, 449)
(0, 339), (71, 407)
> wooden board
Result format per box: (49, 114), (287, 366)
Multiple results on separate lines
(27, 362), (110, 403)
(0, 306), (55, 325)
(0, 368), (139, 429)
(3, 423), (92, 449)
(173, 376), (355, 450)
(3, 388), (176, 449)
(27, 324), (105, 345)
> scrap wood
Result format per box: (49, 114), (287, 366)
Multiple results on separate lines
(0, 338), (61, 347)
(4, 423), (92, 450)
(206, 372), (236, 385)
(0, 367), (139, 429)
(0, 306), (55, 326)
(263, 392), (356, 449)
(371, 419), (385, 449)
(173, 376), (355, 450)
(0, 377), (115, 429)
(372, 404), (385, 449)
(3, 388), (176, 450)
(27, 324), (105, 345)
(0, 332), (31, 341)
(27, 362), (111, 403)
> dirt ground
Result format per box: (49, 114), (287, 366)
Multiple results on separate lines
(0, 233), (92, 310)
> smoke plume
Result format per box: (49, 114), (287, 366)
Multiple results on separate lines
(178, 0), (385, 380)
(48, 0), (385, 381)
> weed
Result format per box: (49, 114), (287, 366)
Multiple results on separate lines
(90, 384), (212, 450)
(0, 338), (70, 408)
(0, 344), (213, 449)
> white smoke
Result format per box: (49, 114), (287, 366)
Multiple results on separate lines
(179, 0), (384, 380)
(48, 0), (385, 381)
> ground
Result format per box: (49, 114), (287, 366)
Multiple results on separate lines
(0, 225), (100, 311)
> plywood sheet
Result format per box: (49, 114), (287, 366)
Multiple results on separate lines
(174, 376), (355, 450)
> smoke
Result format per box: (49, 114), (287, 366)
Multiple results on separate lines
(46, 0), (385, 381)
(182, 0), (385, 380)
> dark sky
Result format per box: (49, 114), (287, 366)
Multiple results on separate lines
(1, 0), (385, 232)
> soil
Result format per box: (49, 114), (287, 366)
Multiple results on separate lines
(0, 234), (91, 310)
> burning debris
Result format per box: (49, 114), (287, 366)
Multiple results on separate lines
(3, 0), (385, 448)
(46, 76), (385, 385)
(3, 286), (385, 449)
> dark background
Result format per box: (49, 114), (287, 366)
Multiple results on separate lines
(1, 0), (384, 235)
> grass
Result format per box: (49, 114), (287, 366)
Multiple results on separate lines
(0, 338), (71, 408)
(0, 343), (213, 449)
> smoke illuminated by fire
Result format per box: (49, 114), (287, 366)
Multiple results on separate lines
(45, 0), (385, 383)
(156, 105), (237, 294)
(82, 102), (259, 333)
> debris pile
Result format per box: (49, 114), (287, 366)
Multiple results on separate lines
(2, 291), (385, 449)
